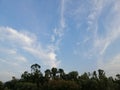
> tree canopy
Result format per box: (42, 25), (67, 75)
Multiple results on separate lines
(1, 63), (120, 90)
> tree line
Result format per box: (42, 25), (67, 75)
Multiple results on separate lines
(0, 63), (120, 90)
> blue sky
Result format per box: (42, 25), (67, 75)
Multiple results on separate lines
(0, 0), (120, 82)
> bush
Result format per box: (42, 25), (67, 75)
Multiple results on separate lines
(15, 82), (37, 90)
(43, 80), (80, 90)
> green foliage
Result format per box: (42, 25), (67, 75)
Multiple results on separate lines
(44, 80), (80, 90)
(1, 63), (120, 90)
(15, 82), (37, 90)
(51, 67), (58, 79)
(30, 63), (43, 88)
(67, 71), (78, 81)
(0, 81), (4, 90)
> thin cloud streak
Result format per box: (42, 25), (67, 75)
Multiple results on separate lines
(66, 0), (120, 75)
(50, 0), (66, 52)
(93, 0), (120, 55)
(90, 0), (120, 75)
(0, 26), (60, 68)
(100, 54), (120, 76)
(60, 0), (65, 29)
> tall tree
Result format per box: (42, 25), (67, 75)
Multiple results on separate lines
(116, 74), (120, 80)
(0, 81), (3, 90)
(58, 68), (65, 79)
(68, 71), (78, 80)
(45, 69), (51, 78)
(31, 63), (41, 73)
(21, 71), (31, 82)
(51, 67), (57, 79)
(93, 71), (97, 79)
(31, 63), (42, 88)
(98, 69), (106, 79)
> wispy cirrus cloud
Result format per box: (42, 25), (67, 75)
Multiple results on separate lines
(23, 46), (60, 68)
(90, 0), (120, 55)
(73, 0), (120, 56)
(64, 0), (120, 74)
(52, 0), (66, 36)
(0, 26), (60, 81)
(0, 27), (35, 47)
(96, 1), (120, 76)
(0, 26), (60, 67)
(87, 0), (120, 75)
(50, 0), (66, 52)
(100, 54), (120, 76)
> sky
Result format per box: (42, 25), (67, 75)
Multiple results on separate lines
(0, 0), (120, 82)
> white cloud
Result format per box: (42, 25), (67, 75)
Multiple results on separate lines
(93, 0), (120, 55)
(99, 54), (120, 76)
(83, 37), (90, 43)
(0, 48), (17, 54)
(94, 27), (120, 55)
(1, 26), (60, 67)
(60, 0), (65, 29)
(0, 27), (35, 46)
(0, 72), (14, 82)
(0, 26), (60, 81)
(51, 0), (66, 40)
(0, 48), (27, 64)
(49, 52), (56, 61)
(74, 0), (120, 56)
(51, 35), (55, 43)
(71, 0), (120, 75)
(23, 46), (60, 68)
(88, 0), (120, 76)
(50, 0), (66, 52)
(87, 0), (108, 33)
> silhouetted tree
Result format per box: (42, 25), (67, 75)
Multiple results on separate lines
(31, 63), (43, 88)
(45, 69), (51, 78)
(68, 71), (78, 80)
(58, 68), (65, 79)
(2, 63), (120, 90)
(51, 67), (57, 79)
(21, 71), (31, 82)
(0, 81), (4, 90)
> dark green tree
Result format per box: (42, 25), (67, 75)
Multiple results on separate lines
(21, 71), (31, 82)
(92, 71), (97, 79)
(98, 69), (106, 79)
(31, 63), (43, 88)
(0, 81), (4, 90)
(58, 68), (65, 79)
(51, 67), (57, 79)
(68, 71), (78, 80)
(45, 69), (51, 78)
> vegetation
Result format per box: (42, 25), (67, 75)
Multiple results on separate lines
(1, 63), (120, 90)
